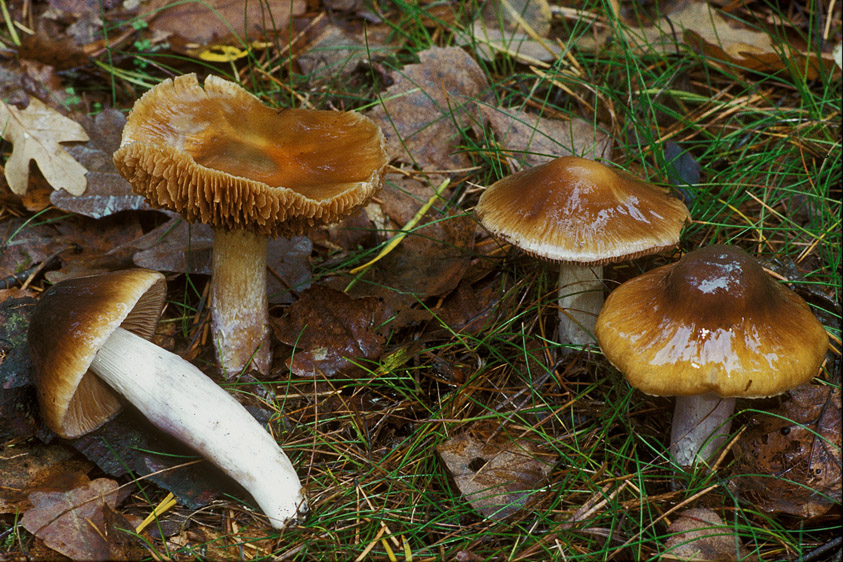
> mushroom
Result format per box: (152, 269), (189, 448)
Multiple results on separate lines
(27, 269), (306, 528)
(594, 245), (829, 468)
(113, 74), (388, 376)
(475, 156), (690, 347)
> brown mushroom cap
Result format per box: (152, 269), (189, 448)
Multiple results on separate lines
(27, 269), (167, 438)
(475, 156), (690, 264)
(113, 74), (388, 238)
(594, 245), (829, 397)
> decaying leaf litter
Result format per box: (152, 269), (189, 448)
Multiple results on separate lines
(0, 0), (840, 559)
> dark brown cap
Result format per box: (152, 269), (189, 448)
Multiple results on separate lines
(595, 245), (829, 397)
(113, 74), (388, 238)
(27, 269), (167, 438)
(475, 156), (690, 264)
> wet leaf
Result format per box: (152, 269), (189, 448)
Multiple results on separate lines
(436, 421), (556, 519)
(21, 477), (120, 561)
(663, 508), (754, 561)
(0, 98), (88, 196)
(731, 385), (842, 519)
(663, 142), (700, 205)
(50, 110), (153, 218)
(272, 284), (387, 377)
(481, 105), (612, 168)
(131, 219), (214, 274)
(366, 46), (493, 170)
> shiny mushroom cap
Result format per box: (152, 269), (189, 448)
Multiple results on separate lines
(595, 245), (829, 398)
(27, 269), (167, 438)
(475, 156), (690, 264)
(113, 74), (388, 238)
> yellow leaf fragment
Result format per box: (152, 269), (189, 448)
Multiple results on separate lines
(197, 44), (249, 62)
(0, 98), (89, 196)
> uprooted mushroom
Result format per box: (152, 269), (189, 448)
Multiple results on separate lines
(27, 269), (306, 528)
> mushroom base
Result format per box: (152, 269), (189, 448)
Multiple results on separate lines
(212, 229), (271, 377)
(558, 264), (604, 348)
(91, 327), (305, 527)
(670, 393), (735, 469)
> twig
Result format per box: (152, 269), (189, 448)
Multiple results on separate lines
(796, 536), (842, 562)
(0, 248), (67, 290)
(346, 177), (451, 285)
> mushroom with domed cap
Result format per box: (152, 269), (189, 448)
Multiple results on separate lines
(475, 155), (690, 347)
(28, 269), (306, 528)
(594, 244), (829, 468)
(114, 74), (388, 376)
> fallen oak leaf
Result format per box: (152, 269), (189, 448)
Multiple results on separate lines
(0, 98), (89, 196)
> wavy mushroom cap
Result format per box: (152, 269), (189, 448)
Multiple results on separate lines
(27, 269), (167, 438)
(114, 74), (388, 238)
(595, 245), (829, 398)
(475, 156), (690, 264)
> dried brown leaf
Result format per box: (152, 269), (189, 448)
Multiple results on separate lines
(663, 508), (754, 561)
(374, 211), (475, 299)
(148, 0), (306, 50)
(437, 421), (556, 519)
(132, 219), (312, 304)
(731, 385), (841, 519)
(297, 24), (388, 82)
(465, 0), (561, 64)
(51, 110), (153, 218)
(0, 98), (88, 196)
(622, 0), (835, 80)
(435, 278), (500, 335)
(272, 284), (387, 377)
(21, 477), (119, 561)
(0, 441), (92, 514)
(481, 106), (613, 168)
(366, 46), (493, 170)
(18, 29), (88, 70)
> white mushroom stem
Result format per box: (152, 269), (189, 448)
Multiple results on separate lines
(212, 228), (271, 377)
(670, 393), (736, 468)
(558, 264), (604, 347)
(90, 326), (305, 528)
